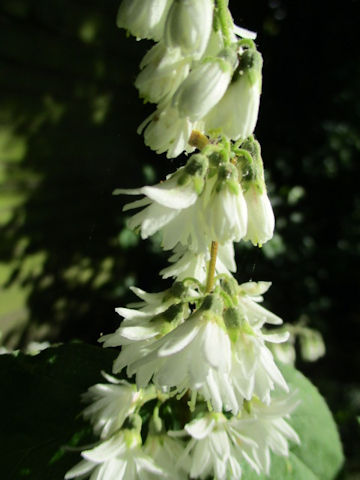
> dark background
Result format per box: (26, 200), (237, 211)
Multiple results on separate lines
(0, 0), (359, 477)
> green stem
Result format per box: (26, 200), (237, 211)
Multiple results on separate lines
(206, 241), (219, 293)
(216, 0), (232, 47)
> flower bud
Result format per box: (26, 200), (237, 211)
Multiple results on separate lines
(117, 0), (173, 41)
(135, 43), (190, 104)
(139, 105), (194, 158)
(243, 184), (275, 247)
(164, 0), (213, 59)
(173, 57), (232, 121)
(238, 139), (275, 246)
(299, 329), (326, 362)
(205, 48), (263, 140)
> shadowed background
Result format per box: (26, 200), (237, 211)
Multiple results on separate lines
(0, 0), (359, 477)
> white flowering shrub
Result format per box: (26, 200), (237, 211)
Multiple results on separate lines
(34, 1), (345, 479)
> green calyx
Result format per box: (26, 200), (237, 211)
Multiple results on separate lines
(185, 154), (209, 177)
(236, 48), (263, 86)
(224, 306), (255, 341)
(235, 137), (266, 193)
(220, 276), (239, 298)
(224, 307), (246, 329)
(216, 163), (239, 194)
(177, 154), (209, 194)
(166, 281), (190, 301)
(200, 293), (224, 316)
(151, 302), (185, 325)
(122, 413), (142, 434)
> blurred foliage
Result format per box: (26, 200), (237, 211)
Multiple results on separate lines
(0, 0), (359, 476)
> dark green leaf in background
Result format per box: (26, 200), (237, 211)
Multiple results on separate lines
(0, 343), (116, 480)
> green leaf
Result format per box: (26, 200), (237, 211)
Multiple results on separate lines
(240, 363), (344, 479)
(0, 342), (116, 480)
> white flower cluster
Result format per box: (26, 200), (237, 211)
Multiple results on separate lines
(66, 371), (299, 480)
(66, 1), (302, 479)
(100, 280), (289, 414)
(117, 137), (274, 279)
(120, 0), (261, 158)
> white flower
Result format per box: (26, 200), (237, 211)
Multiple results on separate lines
(99, 300), (189, 365)
(118, 161), (212, 253)
(222, 281), (289, 406)
(237, 137), (275, 246)
(228, 392), (300, 475)
(243, 184), (275, 246)
(299, 328), (326, 362)
(181, 414), (243, 480)
(173, 57), (233, 121)
(120, 160), (249, 254)
(82, 373), (141, 439)
(205, 48), (263, 140)
(175, 412), (261, 479)
(116, 0), (173, 41)
(202, 164), (248, 244)
(139, 104), (195, 158)
(144, 434), (189, 479)
(65, 430), (164, 480)
(164, 0), (213, 59)
(113, 295), (232, 408)
(179, 393), (299, 479)
(136, 43), (191, 105)
(270, 341), (296, 365)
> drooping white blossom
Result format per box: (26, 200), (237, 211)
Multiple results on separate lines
(139, 104), (196, 158)
(225, 281), (289, 405)
(173, 56), (233, 121)
(174, 391), (300, 480)
(205, 48), (263, 141)
(119, 157), (252, 254)
(136, 43), (191, 105)
(201, 163), (248, 244)
(65, 430), (164, 480)
(144, 434), (189, 479)
(180, 413), (244, 480)
(116, 0), (173, 41)
(109, 295), (233, 405)
(237, 137), (275, 246)
(82, 373), (142, 439)
(243, 184), (275, 246)
(228, 392), (301, 475)
(164, 0), (214, 59)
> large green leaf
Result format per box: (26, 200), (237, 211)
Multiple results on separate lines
(240, 363), (344, 479)
(0, 344), (343, 479)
